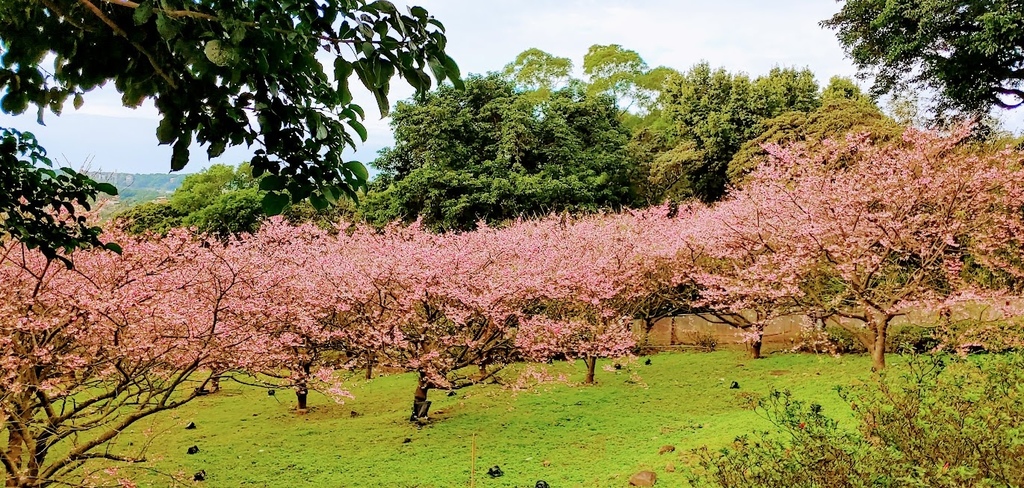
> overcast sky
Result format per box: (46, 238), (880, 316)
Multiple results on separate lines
(2, 0), (1022, 174)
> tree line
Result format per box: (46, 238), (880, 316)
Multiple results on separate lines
(114, 44), (950, 234)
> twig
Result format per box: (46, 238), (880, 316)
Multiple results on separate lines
(101, 0), (217, 20)
(77, 0), (178, 89)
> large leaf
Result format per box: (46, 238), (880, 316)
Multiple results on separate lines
(261, 191), (291, 215)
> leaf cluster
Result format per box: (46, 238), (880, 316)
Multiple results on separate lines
(824, 0), (1024, 114)
(0, 0), (460, 215)
(692, 353), (1024, 487)
(0, 127), (118, 264)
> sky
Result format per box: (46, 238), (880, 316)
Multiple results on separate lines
(2, 0), (1022, 174)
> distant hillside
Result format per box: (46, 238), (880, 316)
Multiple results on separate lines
(89, 172), (185, 205)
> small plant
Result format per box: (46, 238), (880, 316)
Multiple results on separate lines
(682, 330), (718, 352)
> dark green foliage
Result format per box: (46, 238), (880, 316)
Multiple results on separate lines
(728, 79), (904, 182)
(113, 201), (182, 235)
(824, 0), (1024, 114)
(825, 325), (869, 354)
(887, 325), (940, 354)
(644, 64), (824, 202)
(183, 186), (264, 237)
(936, 318), (1024, 354)
(113, 162), (355, 236)
(362, 75), (638, 231)
(0, 0), (460, 215)
(692, 353), (1024, 487)
(0, 127), (117, 264)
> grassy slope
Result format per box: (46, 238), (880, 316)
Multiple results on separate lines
(101, 351), (872, 487)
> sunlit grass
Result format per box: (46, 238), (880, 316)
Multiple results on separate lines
(95, 350), (873, 487)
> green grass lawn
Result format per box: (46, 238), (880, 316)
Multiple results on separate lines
(97, 351), (873, 487)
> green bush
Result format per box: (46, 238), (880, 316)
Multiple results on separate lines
(886, 325), (939, 354)
(825, 325), (867, 354)
(936, 318), (1024, 354)
(690, 353), (1024, 487)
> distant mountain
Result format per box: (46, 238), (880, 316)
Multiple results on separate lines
(89, 172), (184, 205)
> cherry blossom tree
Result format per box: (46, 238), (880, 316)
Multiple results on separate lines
(228, 220), (352, 411)
(319, 222), (530, 419)
(514, 211), (677, 384)
(730, 128), (1018, 369)
(1, 231), (269, 488)
(680, 194), (807, 359)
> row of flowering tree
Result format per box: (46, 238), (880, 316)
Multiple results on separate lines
(4, 127), (1023, 486)
(678, 128), (1024, 368)
(2, 212), (670, 487)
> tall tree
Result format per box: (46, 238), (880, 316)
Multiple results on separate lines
(824, 0), (1024, 113)
(502, 48), (574, 102)
(727, 77), (903, 182)
(583, 44), (677, 121)
(362, 75), (638, 231)
(645, 63), (822, 202)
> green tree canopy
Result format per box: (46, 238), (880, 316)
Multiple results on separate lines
(361, 74), (638, 231)
(114, 163), (353, 237)
(728, 78), (904, 182)
(502, 48), (574, 101)
(0, 0), (459, 248)
(643, 63), (823, 202)
(824, 0), (1024, 114)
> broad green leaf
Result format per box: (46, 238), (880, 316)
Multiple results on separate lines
(348, 119), (368, 142)
(344, 161), (369, 182)
(95, 182), (118, 196)
(156, 117), (176, 144)
(258, 174), (286, 191)
(207, 140), (227, 158)
(309, 192), (329, 210)
(261, 191), (290, 215)
(170, 138), (189, 171)
(134, 1), (154, 25)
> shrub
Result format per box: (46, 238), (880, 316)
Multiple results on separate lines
(936, 318), (1024, 354)
(690, 353), (1024, 487)
(825, 325), (868, 354)
(886, 325), (939, 354)
(682, 330), (718, 352)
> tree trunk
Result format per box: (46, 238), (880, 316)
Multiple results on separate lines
(749, 339), (763, 359)
(365, 354), (373, 380)
(6, 423), (22, 488)
(584, 356), (597, 384)
(411, 372), (432, 421)
(295, 363), (311, 411)
(748, 323), (764, 359)
(871, 318), (888, 371)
